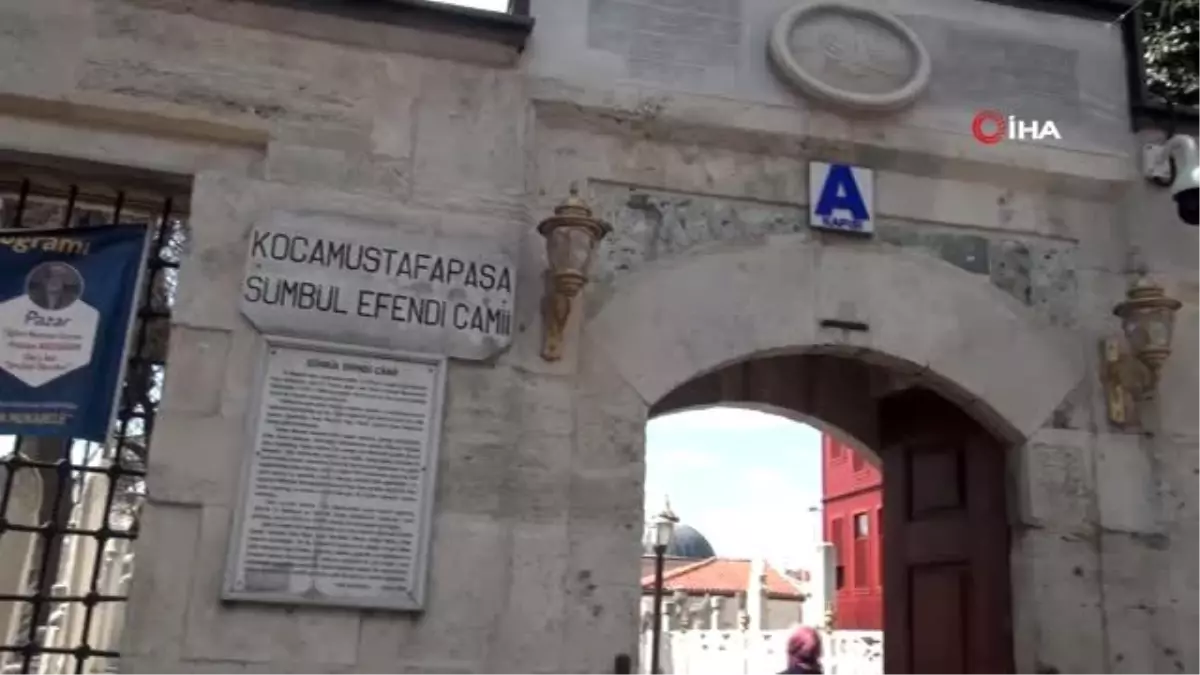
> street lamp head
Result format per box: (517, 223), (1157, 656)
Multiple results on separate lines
(653, 519), (675, 549)
(652, 499), (679, 549)
(1113, 275), (1182, 385)
(1100, 274), (1184, 426)
(535, 182), (612, 362)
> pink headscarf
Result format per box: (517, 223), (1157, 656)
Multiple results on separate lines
(785, 626), (823, 674)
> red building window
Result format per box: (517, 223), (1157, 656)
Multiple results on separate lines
(830, 516), (845, 590)
(828, 436), (844, 463)
(851, 449), (865, 472)
(852, 512), (870, 588)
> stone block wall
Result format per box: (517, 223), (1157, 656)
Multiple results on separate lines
(0, 0), (1192, 673)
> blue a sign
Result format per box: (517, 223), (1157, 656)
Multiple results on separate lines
(0, 225), (149, 442)
(809, 162), (875, 235)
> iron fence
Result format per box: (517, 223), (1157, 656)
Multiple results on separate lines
(0, 153), (190, 674)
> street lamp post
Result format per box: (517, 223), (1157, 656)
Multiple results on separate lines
(650, 504), (678, 674)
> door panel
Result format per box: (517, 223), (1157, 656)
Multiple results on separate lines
(881, 388), (1013, 674)
(910, 564), (968, 674)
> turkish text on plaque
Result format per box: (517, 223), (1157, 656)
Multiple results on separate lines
(224, 341), (445, 611)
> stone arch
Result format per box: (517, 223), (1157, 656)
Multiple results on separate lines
(583, 235), (1084, 444)
(565, 237), (1087, 673)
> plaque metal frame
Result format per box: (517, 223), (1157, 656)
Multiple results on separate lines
(221, 334), (448, 612)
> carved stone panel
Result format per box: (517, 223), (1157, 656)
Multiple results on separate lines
(768, 1), (931, 112)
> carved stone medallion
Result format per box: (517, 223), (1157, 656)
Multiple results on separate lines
(768, 1), (931, 112)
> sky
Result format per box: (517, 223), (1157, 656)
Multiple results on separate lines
(644, 407), (824, 569)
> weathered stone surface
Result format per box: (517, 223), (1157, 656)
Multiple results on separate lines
(590, 183), (810, 285)
(217, 327), (265, 419)
(1157, 303), (1199, 435)
(180, 507), (362, 665)
(485, 522), (570, 672)
(159, 326), (232, 416)
(586, 238), (820, 404)
(122, 657), (263, 674)
(908, 14), (1082, 124)
(0, 0), (89, 100)
(1009, 527), (1106, 674)
(498, 373), (576, 522)
(877, 224), (990, 274)
(1014, 429), (1096, 532)
(121, 503), (202, 666)
(144, 413), (245, 507)
(590, 185), (1083, 328)
(574, 337), (649, 474)
(587, 0), (741, 89)
(356, 513), (508, 671)
(409, 61), (527, 210)
(561, 522), (643, 672)
(1096, 433), (1161, 534)
(434, 363), (519, 516)
(264, 141), (412, 198)
(1099, 531), (1169, 673)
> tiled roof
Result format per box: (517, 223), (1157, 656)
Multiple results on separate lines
(640, 556), (702, 580)
(640, 557), (806, 600)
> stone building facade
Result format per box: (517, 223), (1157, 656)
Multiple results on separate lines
(0, 0), (1194, 673)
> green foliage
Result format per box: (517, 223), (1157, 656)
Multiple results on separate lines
(1141, 0), (1199, 108)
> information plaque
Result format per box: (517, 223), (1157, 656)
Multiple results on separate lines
(222, 337), (446, 611)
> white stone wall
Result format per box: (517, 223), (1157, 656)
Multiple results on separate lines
(644, 628), (883, 675)
(638, 594), (803, 631)
(0, 0), (1192, 673)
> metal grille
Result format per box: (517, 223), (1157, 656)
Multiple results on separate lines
(0, 152), (190, 674)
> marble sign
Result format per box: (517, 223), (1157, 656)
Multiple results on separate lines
(222, 337), (446, 611)
(768, 1), (931, 112)
(240, 211), (517, 361)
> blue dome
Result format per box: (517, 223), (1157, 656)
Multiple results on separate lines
(645, 523), (715, 559)
(668, 525), (716, 558)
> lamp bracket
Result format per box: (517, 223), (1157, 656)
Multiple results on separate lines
(1100, 337), (1155, 427)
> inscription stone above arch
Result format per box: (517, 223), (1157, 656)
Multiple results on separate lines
(768, 1), (932, 112)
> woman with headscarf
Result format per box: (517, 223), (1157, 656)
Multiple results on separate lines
(780, 625), (823, 674)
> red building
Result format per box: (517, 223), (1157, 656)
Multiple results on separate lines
(821, 434), (883, 630)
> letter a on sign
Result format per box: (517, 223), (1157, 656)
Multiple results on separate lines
(809, 162), (874, 235)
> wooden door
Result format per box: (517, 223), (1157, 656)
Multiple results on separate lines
(879, 388), (1014, 674)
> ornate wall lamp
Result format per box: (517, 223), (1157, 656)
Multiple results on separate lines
(1100, 275), (1183, 426)
(536, 183), (611, 361)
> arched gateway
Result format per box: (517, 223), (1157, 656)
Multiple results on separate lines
(575, 236), (1085, 673)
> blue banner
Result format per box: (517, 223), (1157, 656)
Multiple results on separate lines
(0, 225), (149, 442)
